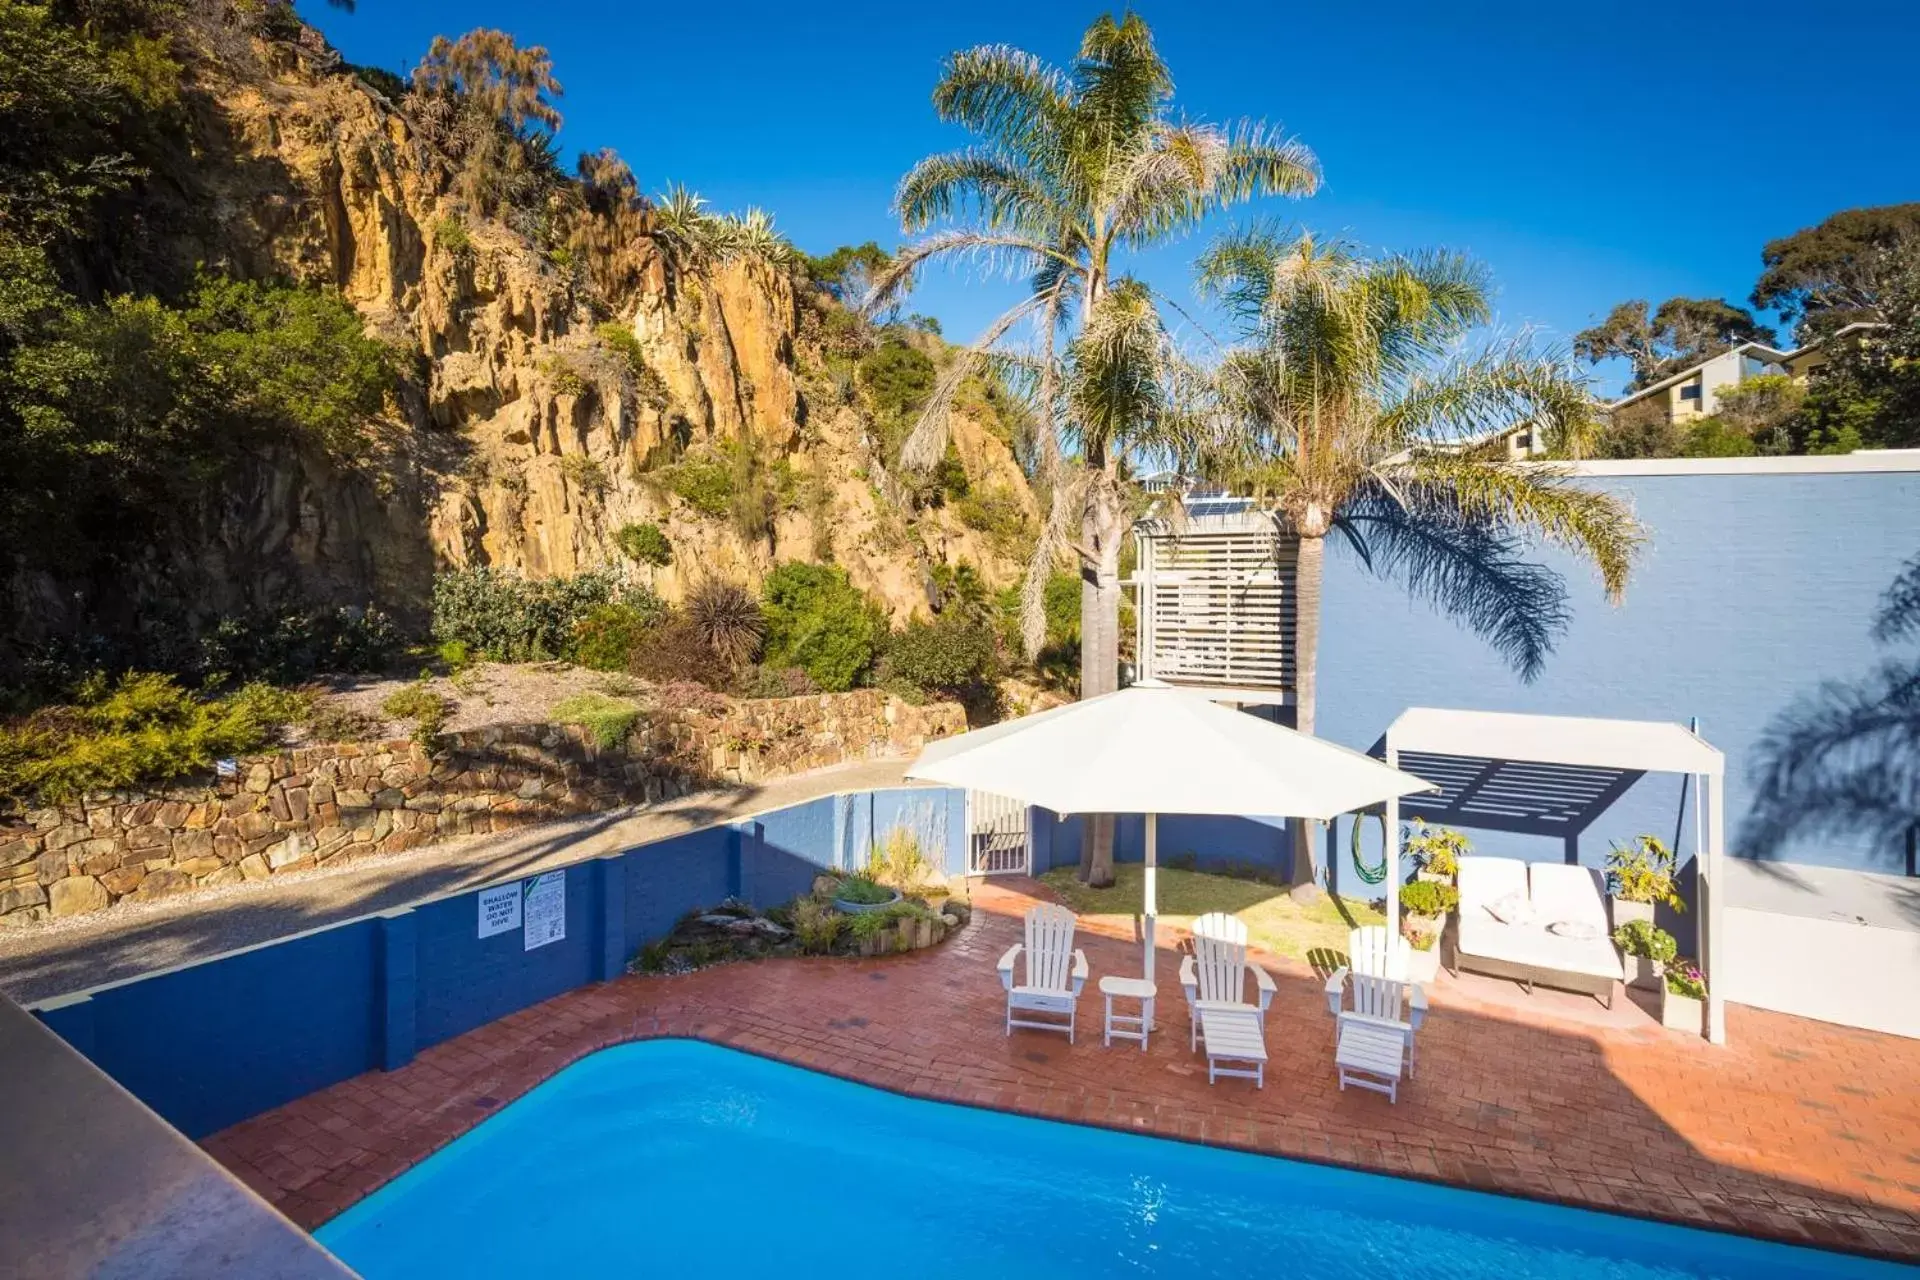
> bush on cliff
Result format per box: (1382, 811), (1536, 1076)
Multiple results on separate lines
(760, 563), (884, 692)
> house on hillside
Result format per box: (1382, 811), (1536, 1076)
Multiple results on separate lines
(1607, 322), (1886, 431)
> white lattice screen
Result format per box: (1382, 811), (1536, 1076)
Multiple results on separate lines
(1135, 518), (1297, 692)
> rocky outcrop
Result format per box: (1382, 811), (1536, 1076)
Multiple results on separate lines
(0, 688), (965, 926)
(100, 18), (1041, 635)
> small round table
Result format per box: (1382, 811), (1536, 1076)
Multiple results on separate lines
(1099, 976), (1157, 1050)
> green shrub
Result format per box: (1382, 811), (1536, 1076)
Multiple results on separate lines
(857, 337), (935, 459)
(436, 639), (473, 673)
(790, 896), (845, 954)
(1398, 880), (1458, 917)
(431, 567), (626, 662)
(544, 357), (592, 399)
(433, 215), (472, 259)
(550, 691), (642, 749)
(760, 563), (884, 692)
(195, 605), (401, 687)
(1613, 919), (1677, 963)
(956, 484), (1032, 549)
(615, 521), (672, 567)
(0, 674), (304, 809)
(664, 455), (731, 516)
(834, 875), (895, 905)
(381, 682), (450, 746)
(184, 273), (402, 456)
(879, 616), (999, 709)
(568, 598), (664, 672)
(560, 454), (610, 496)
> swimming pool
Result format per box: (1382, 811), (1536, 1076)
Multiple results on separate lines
(318, 1040), (1903, 1278)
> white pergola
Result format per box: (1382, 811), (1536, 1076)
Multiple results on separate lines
(1383, 707), (1728, 1043)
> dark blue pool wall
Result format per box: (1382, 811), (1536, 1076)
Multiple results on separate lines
(34, 786), (967, 1139)
(1031, 811), (1291, 878)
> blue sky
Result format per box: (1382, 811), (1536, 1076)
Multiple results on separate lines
(308, 1), (1919, 396)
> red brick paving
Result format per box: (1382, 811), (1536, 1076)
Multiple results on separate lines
(204, 878), (1920, 1262)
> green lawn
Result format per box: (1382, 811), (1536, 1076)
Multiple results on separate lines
(1040, 865), (1384, 972)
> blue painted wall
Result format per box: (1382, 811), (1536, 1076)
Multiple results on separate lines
(33, 786), (970, 1139)
(1033, 811), (1290, 877)
(1314, 467), (1920, 886)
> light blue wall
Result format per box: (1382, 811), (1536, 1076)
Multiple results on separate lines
(1314, 468), (1920, 885)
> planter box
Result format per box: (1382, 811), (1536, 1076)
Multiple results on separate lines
(835, 886), (902, 915)
(1625, 954), (1666, 992)
(1610, 897), (1654, 930)
(1405, 912), (1443, 936)
(1406, 945), (1441, 985)
(1661, 987), (1704, 1034)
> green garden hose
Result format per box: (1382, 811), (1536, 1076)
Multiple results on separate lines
(1351, 811), (1389, 885)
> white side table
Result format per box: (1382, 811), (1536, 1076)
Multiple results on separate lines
(1099, 976), (1157, 1050)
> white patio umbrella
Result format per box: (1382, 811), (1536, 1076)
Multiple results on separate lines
(907, 679), (1436, 981)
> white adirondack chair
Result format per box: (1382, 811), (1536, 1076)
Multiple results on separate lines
(1324, 926), (1428, 1076)
(997, 904), (1089, 1041)
(1178, 912), (1276, 1051)
(1334, 972), (1415, 1102)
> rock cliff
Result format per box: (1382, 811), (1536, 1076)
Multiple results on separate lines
(88, 10), (1039, 632)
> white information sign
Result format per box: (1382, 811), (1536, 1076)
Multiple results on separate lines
(523, 871), (566, 951)
(477, 883), (521, 939)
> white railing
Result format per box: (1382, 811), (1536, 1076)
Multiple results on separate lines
(968, 790), (1030, 875)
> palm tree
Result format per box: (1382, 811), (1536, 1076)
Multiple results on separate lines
(870, 13), (1319, 885)
(1193, 225), (1642, 893)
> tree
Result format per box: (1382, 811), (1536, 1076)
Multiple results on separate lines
(871, 13), (1319, 885)
(410, 30), (565, 216)
(1573, 297), (1774, 391)
(1752, 203), (1920, 341)
(1194, 226), (1642, 892)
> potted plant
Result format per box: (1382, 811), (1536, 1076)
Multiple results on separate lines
(1402, 924), (1442, 984)
(1604, 835), (1684, 929)
(1662, 957), (1707, 1034)
(832, 874), (901, 915)
(1612, 919), (1676, 992)
(1398, 880), (1458, 935)
(1404, 818), (1469, 883)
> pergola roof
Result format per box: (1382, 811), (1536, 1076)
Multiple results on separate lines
(1387, 707), (1723, 778)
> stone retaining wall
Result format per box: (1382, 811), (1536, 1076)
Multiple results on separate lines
(0, 689), (963, 926)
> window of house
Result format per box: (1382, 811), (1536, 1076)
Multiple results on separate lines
(1679, 383), (1701, 401)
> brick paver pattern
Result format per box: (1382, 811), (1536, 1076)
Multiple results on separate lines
(205, 879), (1920, 1261)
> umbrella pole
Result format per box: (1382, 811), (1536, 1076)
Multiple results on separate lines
(1143, 813), (1158, 984)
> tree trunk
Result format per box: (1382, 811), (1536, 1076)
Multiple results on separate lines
(1078, 473), (1124, 887)
(1289, 532), (1325, 897)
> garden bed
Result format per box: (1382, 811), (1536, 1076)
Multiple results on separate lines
(629, 873), (969, 975)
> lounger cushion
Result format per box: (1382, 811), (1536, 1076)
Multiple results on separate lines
(1457, 915), (1625, 981)
(1458, 856), (1527, 917)
(1485, 889), (1537, 926)
(1527, 863), (1610, 933)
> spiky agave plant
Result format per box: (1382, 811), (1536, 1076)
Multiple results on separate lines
(686, 581), (766, 669)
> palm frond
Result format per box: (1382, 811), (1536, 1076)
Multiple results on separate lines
(1020, 471), (1086, 659)
(859, 229), (1076, 319)
(899, 289), (1053, 471)
(895, 148), (1070, 235)
(931, 44), (1074, 166)
(1873, 551), (1920, 645)
(1338, 485), (1570, 680)
(1391, 453), (1642, 602)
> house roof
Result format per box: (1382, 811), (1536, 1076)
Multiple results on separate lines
(1606, 322), (1889, 411)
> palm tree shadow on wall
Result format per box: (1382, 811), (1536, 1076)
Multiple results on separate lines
(1741, 551), (1920, 885)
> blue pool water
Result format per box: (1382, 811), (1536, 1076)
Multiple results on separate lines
(318, 1040), (1904, 1278)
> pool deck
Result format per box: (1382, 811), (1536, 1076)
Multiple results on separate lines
(201, 877), (1920, 1263)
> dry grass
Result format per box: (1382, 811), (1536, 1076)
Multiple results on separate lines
(1040, 865), (1385, 968)
(296, 663), (645, 744)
